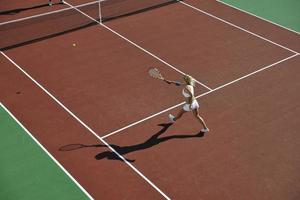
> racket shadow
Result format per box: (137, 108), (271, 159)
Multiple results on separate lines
(59, 143), (106, 151)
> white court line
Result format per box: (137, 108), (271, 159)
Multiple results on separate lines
(101, 53), (298, 139)
(62, 1), (213, 91)
(211, 53), (299, 91)
(216, 0), (300, 35)
(179, 1), (299, 54)
(0, 51), (171, 200)
(101, 101), (186, 139)
(0, 102), (94, 200)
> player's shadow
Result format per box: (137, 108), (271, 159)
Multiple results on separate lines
(59, 123), (205, 162)
(95, 123), (205, 162)
(0, 4), (50, 15)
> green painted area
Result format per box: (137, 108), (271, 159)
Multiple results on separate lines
(220, 0), (300, 33)
(0, 105), (89, 200)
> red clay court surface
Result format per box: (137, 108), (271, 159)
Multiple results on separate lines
(1, 0), (299, 200)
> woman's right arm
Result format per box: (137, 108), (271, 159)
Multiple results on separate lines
(164, 79), (183, 86)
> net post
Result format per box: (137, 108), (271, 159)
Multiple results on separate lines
(98, 0), (102, 23)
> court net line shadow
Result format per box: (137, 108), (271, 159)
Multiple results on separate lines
(59, 123), (205, 162)
(0, 3), (51, 15)
(0, 0), (181, 51)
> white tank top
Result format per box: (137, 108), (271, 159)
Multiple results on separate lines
(182, 85), (194, 98)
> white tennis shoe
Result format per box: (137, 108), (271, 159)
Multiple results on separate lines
(201, 128), (209, 133)
(168, 114), (175, 122)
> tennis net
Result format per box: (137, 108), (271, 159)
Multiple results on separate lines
(0, 0), (178, 50)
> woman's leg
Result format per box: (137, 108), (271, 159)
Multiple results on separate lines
(174, 108), (186, 121)
(192, 108), (209, 130)
(170, 108), (186, 122)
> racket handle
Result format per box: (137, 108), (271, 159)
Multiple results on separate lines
(174, 81), (182, 86)
(165, 80), (181, 86)
(164, 79), (172, 84)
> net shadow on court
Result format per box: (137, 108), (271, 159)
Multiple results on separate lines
(0, 0), (181, 51)
(0, 3), (51, 15)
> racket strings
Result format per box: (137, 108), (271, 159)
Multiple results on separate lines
(148, 68), (164, 79)
(59, 144), (104, 151)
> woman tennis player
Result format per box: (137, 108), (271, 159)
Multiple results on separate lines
(166, 75), (209, 133)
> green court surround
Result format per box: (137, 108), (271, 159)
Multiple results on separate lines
(0, 105), (89, 200)
(220, 0), (300, 33)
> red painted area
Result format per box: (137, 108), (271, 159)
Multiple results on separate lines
(1, 1), (299, 199)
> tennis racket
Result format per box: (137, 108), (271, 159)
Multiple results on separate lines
(148, 67), (165, 80)
(148, 67), (182, 86)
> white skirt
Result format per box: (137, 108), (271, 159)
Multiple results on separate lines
(183, 100), (199, 112)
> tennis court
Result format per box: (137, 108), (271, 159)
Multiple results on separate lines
(1, 0), (299, 199)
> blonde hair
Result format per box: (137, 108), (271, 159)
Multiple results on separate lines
(183, 75), (195, 86)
